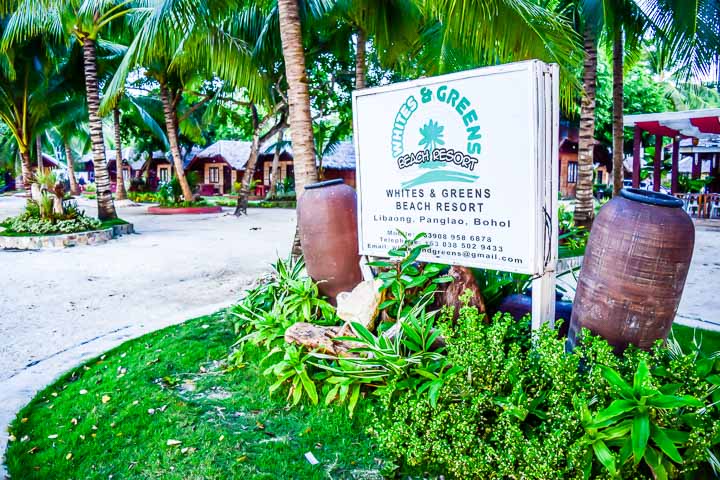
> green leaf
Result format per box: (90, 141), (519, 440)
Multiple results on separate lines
(401, 322), (424, 348)
(600, 366), (635, 399)
(650, 424), (683, 464)
(633, 360), (649, 394)
(433, 275), (454, 284)
(368, 260), (394, 268)
(347, 384), (361, 417)
(405, 275), (429, 289)
(592, 440), (616, 476)
(299, 370), (318, 405)
(292, 378), (302, 405)
(388, 248), (405, 257)
(324, 384), (339, 406)
(643, 446), (668, 480)
(428, 381), (442, 408)
(598, 420), (632, 441)
(662, 428), (690, 444)
(378, 299), (397, 310)
(591, 399), (636, 427)
(632, 411), (650, 465)
(648, 394), (703, 409)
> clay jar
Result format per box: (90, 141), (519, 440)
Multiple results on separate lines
(567, 188), (695, 352)
(297, 179), (363, 302)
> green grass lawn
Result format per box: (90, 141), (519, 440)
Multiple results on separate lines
(6, 314), (719, 479)
(99, 218), (129, 229)
(5, 315), (389, 480)
(671, 323), (720, 355)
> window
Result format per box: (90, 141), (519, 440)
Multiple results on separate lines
(209, 166), (220, 183)
(159, 167), (169, 182)
(567, 161), (578, 184)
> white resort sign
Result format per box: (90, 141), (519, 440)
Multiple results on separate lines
(352, 60), (560, 327)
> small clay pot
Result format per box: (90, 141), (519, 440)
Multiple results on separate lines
(496, 293), (573, 338)
(567, 188), (695, 352)
(297, 179), (363, 302)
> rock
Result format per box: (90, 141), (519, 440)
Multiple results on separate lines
(335, 279), (383, 332)
(30, 183), (41, 201)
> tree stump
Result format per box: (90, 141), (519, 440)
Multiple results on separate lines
(438, 265), (486, 320)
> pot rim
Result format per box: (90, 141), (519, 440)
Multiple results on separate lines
(620, 188), (684, 208)
(304, 179), (344, 190)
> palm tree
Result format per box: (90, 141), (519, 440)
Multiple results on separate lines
(2, 0), (134, 219)
(112, 107), (127, 199)
(234, 101), (287, 215)
(101, 0), (263, 202)
(410, 0), (581, 109)
(277, 0), (319, 196)
(333, 0), (420, 89)
(314, 120), (347, 180)
(0, 35), (65, 190)
(44, 92), (90, 196)
(268, 129), (284, 197)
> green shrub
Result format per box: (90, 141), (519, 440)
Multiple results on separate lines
(1, 199), (101, 235)
(84, 182), (96, 193)
(3, 215), (101, 235)
(374, 305), (720, 479)
(127, 191), (159, 203)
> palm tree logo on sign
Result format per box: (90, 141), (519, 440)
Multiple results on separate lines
(392, 85), (482, 189)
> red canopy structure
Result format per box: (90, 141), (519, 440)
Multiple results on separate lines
(624, 109), (720, 193)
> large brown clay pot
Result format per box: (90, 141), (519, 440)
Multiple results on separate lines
(297, 179), (363, 301)
(567, 188), (694, 352)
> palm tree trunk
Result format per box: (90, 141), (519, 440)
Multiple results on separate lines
(278, 0), (318, 258)
(82, 38), (117, 220)
(612, 28), (624, 197)
(278, 0), (318, 198)
(113, 108), (127, 200)
(64, 143), (81, 196)
(574, 29), (597, 229)
(235, 104), (260, 216)
(20, 149), (32, 190)
(159, 83), (194, 201)
(35, 135), (43, 172)
(355, 28), (366, 90)
(269, 129), (283, 198)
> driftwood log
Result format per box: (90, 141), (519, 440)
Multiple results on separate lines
(437, 265), (486, 319)
(284, 323), (362, 357)
(286, 266), (484, 356)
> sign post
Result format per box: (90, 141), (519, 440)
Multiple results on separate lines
(352, 60), (559, 329)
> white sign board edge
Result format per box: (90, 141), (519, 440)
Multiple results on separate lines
(530, 63), (560, 330)
(352, 60), (560, 329)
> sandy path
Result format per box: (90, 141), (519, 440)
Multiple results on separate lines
(0, 196), (296, 473)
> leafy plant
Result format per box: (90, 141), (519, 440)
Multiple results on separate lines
(580, 360), (703, 478)
(473, 268), (531, 310)
(369, 231), (452, 319)
(312, 305), (453, 411)
(34, 170), (57, 191)
(264, 344), (319, 406)
(228, 256), (337, 352)
(375, 303), (720, 479)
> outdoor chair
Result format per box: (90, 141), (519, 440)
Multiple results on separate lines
(710, 195), (720, 219)
(686, 195), (699, 217)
